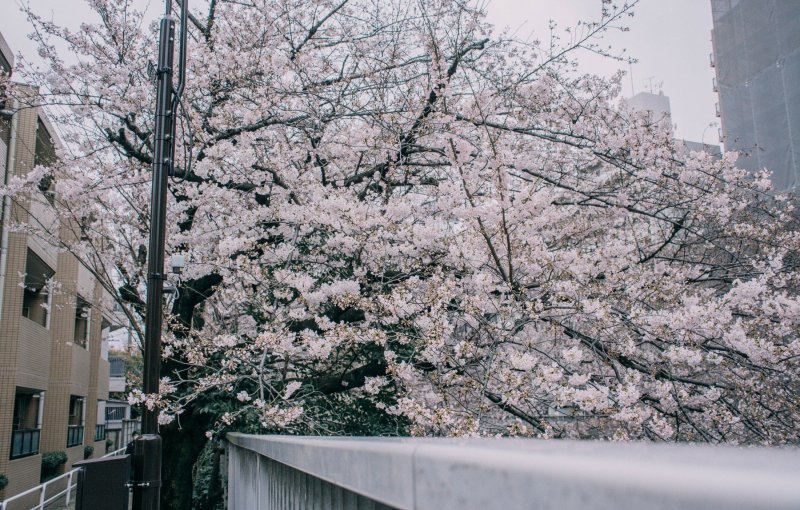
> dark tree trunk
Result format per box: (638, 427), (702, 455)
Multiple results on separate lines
(160, 409), (210, 509)
(159, 273), (223, 509)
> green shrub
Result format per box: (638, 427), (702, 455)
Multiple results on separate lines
(83, 445), (94, 459)
(41, 451), (68, 470)
(41, 451), (68, 482)
(0, 473), (8, 491)
(105, 438), (113, 452)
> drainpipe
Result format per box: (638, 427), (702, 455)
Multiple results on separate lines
(0, 99), (18, 327)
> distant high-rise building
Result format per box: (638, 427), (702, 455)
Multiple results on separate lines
(624, 91), (721, 158)
(710, 0), (800, 190)
(625, 91), (673, 129)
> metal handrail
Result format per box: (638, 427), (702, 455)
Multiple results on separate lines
(0, 447), (127, 509)
(0, 468), (78, 510)
(103, 447), (126, 458)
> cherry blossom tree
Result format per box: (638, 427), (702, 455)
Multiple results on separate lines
(4, 0), (800, 505)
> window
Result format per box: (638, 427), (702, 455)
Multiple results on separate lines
(10, 388), (43, 459)
(67, 395), (85, 447)
(34, 119), (56, 204)
(73, 295), (90, 348)
(68, 395), (85, 426)
(13, 389), (42, 430)
(21, 249), (55, 328)
(0, 51), (10, 110)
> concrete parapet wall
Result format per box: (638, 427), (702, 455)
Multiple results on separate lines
(226, 433), (800, 510)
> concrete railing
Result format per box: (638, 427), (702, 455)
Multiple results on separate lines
(227, 433), (800, 510)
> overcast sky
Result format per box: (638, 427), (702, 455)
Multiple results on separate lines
(0, 0), (719, 144)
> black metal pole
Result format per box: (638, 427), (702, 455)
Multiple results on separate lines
(132, 3), (175, 508)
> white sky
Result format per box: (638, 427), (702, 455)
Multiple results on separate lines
(0, 0), (719, 143)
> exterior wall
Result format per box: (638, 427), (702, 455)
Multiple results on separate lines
(16, 319), (51, 391)
(0, 57), (115, 502)
(0, 231), (30, 476)
(97, 361), (110, 399)
(3, 455), (41, 501)
(0, 86), (41, 501)
(92, 439), (106, 458)
(65, 444), (84, 469)
(39, 245), (79, 457)
(70, 346), (91, 397)
(81, 278), (107, 461)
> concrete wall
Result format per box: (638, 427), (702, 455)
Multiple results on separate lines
(228, 441), (396, 510)
(227, 434), (800, 510)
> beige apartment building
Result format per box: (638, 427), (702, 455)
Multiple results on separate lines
(0, 33), (114, 500)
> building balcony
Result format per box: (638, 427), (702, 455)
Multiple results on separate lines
(226, 433), (800, 510)
(10, 428), (40, 459)
(66, 425), (84, 448)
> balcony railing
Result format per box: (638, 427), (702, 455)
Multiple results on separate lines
(10, 428), (41, 459)
(226, 433), (800, 510)
(109, 357), (125, 377)
(106, 406), (126, 421)
(94, 424), (106, 441)
(66, 425), (84, 447)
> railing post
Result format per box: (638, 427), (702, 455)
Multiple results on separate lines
(38, 481), (45, 509)
(65, 469), (74, 505)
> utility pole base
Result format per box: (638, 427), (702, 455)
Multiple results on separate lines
(132, 434), (162, 510)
